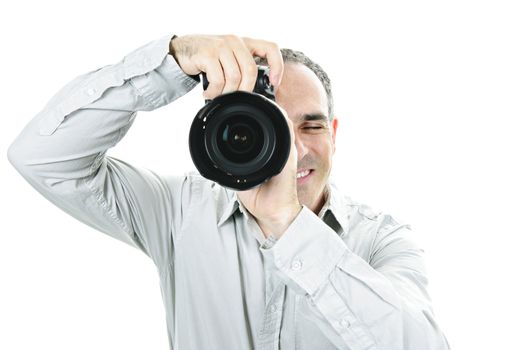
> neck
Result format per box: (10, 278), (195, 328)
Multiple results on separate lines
(311, 185), (330, 215)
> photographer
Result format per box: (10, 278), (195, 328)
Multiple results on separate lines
(7, 33), (450, 350)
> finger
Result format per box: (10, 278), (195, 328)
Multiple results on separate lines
(229, 40), (258, 92)
(199, 58), (224, 99)
(242, 38), (284, 87)
(218, 49), (242, 94)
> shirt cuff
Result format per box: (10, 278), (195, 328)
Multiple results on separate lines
(127, 34), (200, 109)
(36, 34), (200, 135)
(259, 205), (348, 295)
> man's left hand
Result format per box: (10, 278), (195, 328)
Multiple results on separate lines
(236, 111), (302, 239)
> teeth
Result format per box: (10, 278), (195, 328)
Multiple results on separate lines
(296, 169), (311, 179)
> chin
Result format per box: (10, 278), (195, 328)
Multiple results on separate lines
(297, 193), (308, 204)
(297, 193), (313, 208)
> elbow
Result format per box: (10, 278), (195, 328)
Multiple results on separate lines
(7, 140), (34, 185)
(7, 140), (24, 171)
(7, 138), (37, 180)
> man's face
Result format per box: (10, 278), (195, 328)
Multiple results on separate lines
(275, 62), (339, 214)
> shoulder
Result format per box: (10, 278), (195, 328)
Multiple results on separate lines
(162, 170), (232, 206)
(338, 194), (422, 258)
(340, 193), (409, 234)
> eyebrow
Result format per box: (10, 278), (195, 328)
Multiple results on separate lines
(300, 113), (329, 122)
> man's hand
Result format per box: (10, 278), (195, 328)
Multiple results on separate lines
(237, 113), (302, 240)
(170, 34), (297, 239)
(169, 34), (284, 99)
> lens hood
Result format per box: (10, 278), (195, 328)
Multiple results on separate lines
(189, 90), (290, 190)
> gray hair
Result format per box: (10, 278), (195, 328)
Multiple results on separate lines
(255, 48), (334, 122)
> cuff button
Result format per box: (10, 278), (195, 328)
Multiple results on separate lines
(340, 319), (351, 328)
(291, 259), (303, 271)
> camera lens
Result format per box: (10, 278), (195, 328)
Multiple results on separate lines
(217, 115), (264, 163)
(206, 106), (272, 176)
(189, 89), (290, 190)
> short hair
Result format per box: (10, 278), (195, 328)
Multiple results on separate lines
(255, 48), (334, 121)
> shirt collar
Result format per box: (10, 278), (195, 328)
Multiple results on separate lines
(217, 178), (350, 236)
(217, 191), (248, 227)
(318, 179), (351, 236)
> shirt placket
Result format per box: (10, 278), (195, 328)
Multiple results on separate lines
(257, 281), (285, 350)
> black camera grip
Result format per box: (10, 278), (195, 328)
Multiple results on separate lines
(201, 73), (210, 92)
(197, 66), (273, 103)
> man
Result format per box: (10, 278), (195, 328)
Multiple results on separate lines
(8, 33), (450, 349)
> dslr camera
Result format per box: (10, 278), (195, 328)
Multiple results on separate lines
(189, 66), (291, 190)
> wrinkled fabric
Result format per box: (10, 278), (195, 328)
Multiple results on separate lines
(7, 34), (450, 350)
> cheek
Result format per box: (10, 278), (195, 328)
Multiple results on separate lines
(304, 140), (333, 175)
(312, 139), (333, 162)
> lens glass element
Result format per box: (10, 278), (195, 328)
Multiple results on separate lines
(217, 115), (264, 164)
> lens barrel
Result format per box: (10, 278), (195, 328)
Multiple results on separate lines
(188, 67), (290, 190)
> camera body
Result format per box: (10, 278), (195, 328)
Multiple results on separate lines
(188, 66), (291, 190)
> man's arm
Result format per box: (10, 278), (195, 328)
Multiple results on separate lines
(7, 34), (199, 268)
(7, 33), (285, 269)
(260, 206), (450, 350)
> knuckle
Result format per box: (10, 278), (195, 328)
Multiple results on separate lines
(202, 46), (219, 60)
(215, 41), (228, 53)
(222, 34), (240, 43)
(228, 71), (242, 83)
(211, 77), (225, 87)
(245, 63), (258, 75)
(265, 40), (279, 51)
(207, 78), (225, 93)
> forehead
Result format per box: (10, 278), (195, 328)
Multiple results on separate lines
(275, 62), (329, 122)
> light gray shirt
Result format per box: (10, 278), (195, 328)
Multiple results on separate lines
(7, 33), (450, 350)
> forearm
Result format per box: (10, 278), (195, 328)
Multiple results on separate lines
(8, 34), (198, 186)
(260, 207), (450, 349)
(6, 34), (201, 262)
(256, 204), (303, 238)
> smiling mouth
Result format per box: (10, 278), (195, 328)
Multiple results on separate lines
(296, 169), (314, 184)
(296, 169), (311, 179)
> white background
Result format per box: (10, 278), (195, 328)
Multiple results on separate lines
(1, 0), (524, 349)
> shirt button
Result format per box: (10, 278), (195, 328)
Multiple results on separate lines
(86, 88), (96, 96)
(340, 319), (351, 328)
(270, 304), (277, 313)
(291, 259), (303, 271)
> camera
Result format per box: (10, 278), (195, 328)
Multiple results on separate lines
(188, 66), (291, 191)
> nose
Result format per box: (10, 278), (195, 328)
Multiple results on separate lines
(294, 132), (309, 160)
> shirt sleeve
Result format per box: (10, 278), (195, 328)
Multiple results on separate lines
(259, 205), (451, 350)
(7, 34), (200, 268)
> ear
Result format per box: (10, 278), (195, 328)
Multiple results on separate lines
(331, 117), (339, 153)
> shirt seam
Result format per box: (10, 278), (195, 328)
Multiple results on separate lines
(81, 155), (150, 258)
(82, 167), (132, 236)
(128, 77), (158, 111)
(332, 260), (380, 348)
(293, 294), (298, 350)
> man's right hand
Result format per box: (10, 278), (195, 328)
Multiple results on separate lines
(169, 34), (284, 100)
